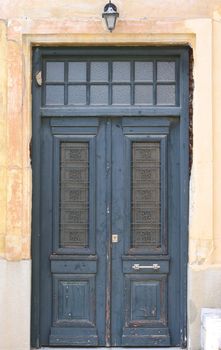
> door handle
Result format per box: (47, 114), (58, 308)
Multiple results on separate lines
(132, 263), (160, 271)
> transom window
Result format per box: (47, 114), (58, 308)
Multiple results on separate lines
(43, 59), (178, 107)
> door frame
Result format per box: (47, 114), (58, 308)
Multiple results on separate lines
(31, 46), (189, 348)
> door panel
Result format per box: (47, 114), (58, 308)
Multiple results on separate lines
(111, 118), (179, 346)
(40, 118), (107, 346)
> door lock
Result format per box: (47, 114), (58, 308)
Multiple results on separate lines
(112, 234), (119, 243)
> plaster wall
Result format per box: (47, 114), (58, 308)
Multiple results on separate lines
(0, 1), (221, 349)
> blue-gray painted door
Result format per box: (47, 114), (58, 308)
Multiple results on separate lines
(111, 117), (180, 346)
(32, 47), (189, 348)
(39, 116), (182, 347)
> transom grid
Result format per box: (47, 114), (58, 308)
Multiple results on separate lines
(43, 59), (178, 107)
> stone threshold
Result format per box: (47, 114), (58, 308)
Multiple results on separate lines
(40, 348), (184, 350)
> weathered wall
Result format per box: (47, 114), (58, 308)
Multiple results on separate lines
(0, 1), (221, 349)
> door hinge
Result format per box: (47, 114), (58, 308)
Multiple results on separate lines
(35, 70), (42, 86)
(29, 137), (32, 168)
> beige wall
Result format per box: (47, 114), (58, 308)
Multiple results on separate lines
(0, 1), (221, 349)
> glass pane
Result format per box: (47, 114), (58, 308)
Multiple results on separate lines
(68, 85), (87, 105)
(112, 85), (131, 105)
(60, 142), (89, 248)
(90, 85), (108, 105)
(46, 85), (64, 105)
(131, 142), (161, 248)
(90, 62), (108, 82)
(105, 14), (116, 31)
(157, 85), (176, 105)
(46, 62), (64, 82)
(134, 85), (153, 105)
(112, 61), (130, 82)
(135, 62), (153, 81)
(157, 61), (175, 81)
(68, 62), (87, 82)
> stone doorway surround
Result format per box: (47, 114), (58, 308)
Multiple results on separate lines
(0, 11), (221, 350)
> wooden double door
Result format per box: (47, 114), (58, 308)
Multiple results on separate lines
(38, 116), (182, 347)
(32, 47), (189, 348)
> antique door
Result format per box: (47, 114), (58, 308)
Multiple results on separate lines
(32, 47), (189, 348)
